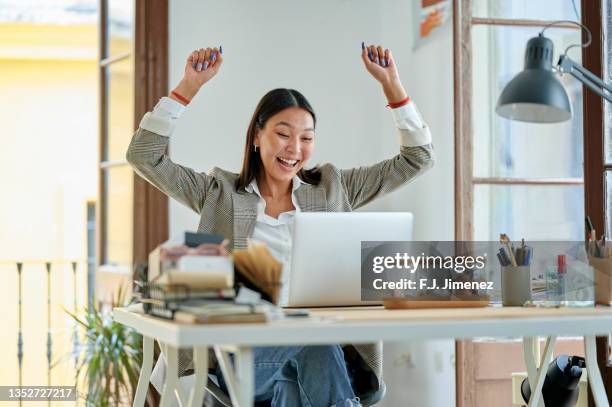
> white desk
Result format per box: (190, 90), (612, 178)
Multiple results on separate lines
(114, 305), (612, 407)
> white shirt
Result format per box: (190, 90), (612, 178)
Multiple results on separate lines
(244, 176), (307, 306)
(140, 96), (431, 306)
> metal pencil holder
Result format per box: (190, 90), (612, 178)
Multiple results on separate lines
(501, 266), (532, 306)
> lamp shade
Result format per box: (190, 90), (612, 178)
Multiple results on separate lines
(496, 35), (572, 123)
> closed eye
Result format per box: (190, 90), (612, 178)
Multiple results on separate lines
(277, 133), (289, 138)
(301, 137), (313, 142)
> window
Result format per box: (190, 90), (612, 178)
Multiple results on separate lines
(457, 0), (585, 241)
(96, 0), (169, 297)
(98, 0), (135, 268)
(453, 1), (600, 404)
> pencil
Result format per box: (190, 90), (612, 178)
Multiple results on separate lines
(500, 234), (517, 267)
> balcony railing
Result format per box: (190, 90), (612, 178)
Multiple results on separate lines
(1, 259), (91, 407)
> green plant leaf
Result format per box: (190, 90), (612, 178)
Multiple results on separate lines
(60, 289), (142, 406)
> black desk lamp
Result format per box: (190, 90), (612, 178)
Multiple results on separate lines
(496, 20), (612, 123)
(521, 355), (586, 407)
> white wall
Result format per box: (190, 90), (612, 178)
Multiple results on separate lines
(376, 4), (455, 406)
(168, 1), (455, 405)
(377, 1), (454, 241)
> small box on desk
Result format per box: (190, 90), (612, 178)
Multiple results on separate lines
(147, 231), (227, 282)
(589, 256), (612, 305)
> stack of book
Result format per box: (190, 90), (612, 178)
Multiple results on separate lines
(145, 232), (269, 324)
(156, 254), (234, 291)
(173, 300), (267, 324)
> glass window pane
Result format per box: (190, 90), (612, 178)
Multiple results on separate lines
(473, 0), (580, 21)
(604, 0), (612, 164)
(473, 184), (584, 241)
(106, 57), (134, 162)
(472, 25), (584, 178)
(103, 165), (133, 266)
(108, 0), (134, 57)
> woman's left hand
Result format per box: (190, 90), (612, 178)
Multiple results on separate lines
(361, 43), (408, 103)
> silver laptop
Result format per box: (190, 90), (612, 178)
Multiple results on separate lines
(286, 212), (413, 307)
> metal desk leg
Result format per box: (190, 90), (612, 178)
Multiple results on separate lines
(214, 345), (254, 407)
(187, 347), (208, 407)
(235, 346), (254, 407)
(523, 337), (544, 407)
(527, 336), (556, 407)
(215, 346), (240, 406)
(584, 335), (610, 407)
(133, 336), (154, 407)
(159, 344), (180, 407)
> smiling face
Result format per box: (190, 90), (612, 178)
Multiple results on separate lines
(254, 106), (315, 185)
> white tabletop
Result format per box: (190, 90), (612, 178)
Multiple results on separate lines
(113, 305), (612, 347)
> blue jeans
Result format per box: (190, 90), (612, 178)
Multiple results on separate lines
(217, 345), (360, 407)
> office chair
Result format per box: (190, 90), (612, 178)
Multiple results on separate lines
(203, 375), (232, 407)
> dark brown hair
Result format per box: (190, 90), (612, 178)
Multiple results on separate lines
(237, 88), (321, 190)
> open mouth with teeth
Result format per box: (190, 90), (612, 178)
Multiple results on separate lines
(276, 157), (299, 170)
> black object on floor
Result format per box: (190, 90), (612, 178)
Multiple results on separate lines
(521, 355), (585, 407)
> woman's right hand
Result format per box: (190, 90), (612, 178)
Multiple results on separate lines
(171, 46), (223, 103)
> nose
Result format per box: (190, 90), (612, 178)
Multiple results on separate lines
(286, 136), (300, 155)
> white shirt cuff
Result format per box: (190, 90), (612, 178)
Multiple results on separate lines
(397, 126), (432, 147)
(390, 102), (432, 147)
(139, 96), (186, 137)
(390, 101), (424, 131)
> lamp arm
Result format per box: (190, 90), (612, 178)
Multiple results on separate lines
(558, 54), (612, 103)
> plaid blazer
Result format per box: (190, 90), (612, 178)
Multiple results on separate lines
(127, 126), (434, 403)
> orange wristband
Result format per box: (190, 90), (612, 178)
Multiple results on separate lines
(387, 96), (411, 109)
(171, 90), (191, 105)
